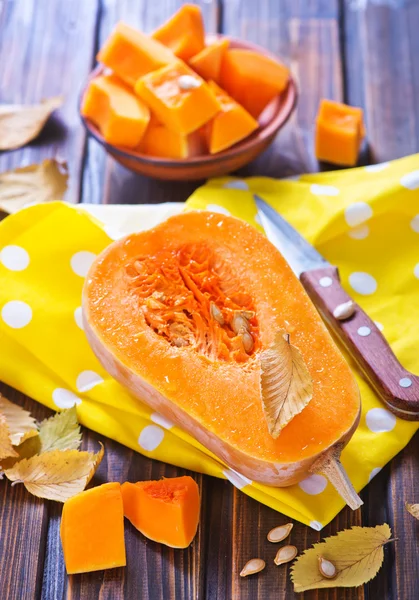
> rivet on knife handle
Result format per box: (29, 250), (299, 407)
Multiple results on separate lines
(300, 266), (419, 420)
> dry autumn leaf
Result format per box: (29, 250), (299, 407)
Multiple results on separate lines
(4, 444), (104, 502)
(260, 331), (313, 438)
(0, 158), (68, 214)
(291, 524), (393, 593)
(0, 414), (19, 461)
(405, 503), (419, 520)
(0, 394), (37, 445)
(38, 406), (82, 452)
(0, 96), (63, 151)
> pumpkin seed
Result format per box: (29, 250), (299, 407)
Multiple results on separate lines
(241, 331), (254, 353)
(210, 302), (225, 325)
(318, 556), (337, 579)
(274, 545), (298, 565)
(240, 558), (266, 577)
(173, 337), (188, 347)
(333, 300), (356, 320)
(178, 75), (201, 90)
(267, 523), (293, 543)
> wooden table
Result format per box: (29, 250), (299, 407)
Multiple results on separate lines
(0, 1), (418, 599)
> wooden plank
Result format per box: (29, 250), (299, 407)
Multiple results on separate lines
(0, 385), (53, 600)
(0, 0), (100, 202)
(81, 0), (220, 205)
(222, 0), (344, 177)
(342, 0), (419, 161)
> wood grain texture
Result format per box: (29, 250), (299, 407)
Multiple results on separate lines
(0, 1), (418, 599)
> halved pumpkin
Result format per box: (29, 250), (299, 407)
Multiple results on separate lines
(83, 212), (361, 505)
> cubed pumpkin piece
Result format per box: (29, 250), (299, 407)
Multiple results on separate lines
(121, 476), (200, 548)
(139, 115), (205, 159)
(152, 4), (205, 61)
(220, 49), (290, 118)
(204, 81), (258, 153)
(60, 482), (126, 575)
(81, 74), (150, 148)
(189, 38), (229, 84)
(135, 62), (221, 135)
(97, 22), (177, 86)
(315, 99), (365, 166)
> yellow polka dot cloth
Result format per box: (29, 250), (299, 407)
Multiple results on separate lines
(0, 154), (418, 529)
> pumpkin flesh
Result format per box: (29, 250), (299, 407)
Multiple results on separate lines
(83, 212), (360, 485)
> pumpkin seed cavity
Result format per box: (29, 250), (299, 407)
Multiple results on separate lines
(127, 243), (259, 362)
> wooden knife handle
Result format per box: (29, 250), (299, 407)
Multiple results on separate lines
(300, 266), (419, 420)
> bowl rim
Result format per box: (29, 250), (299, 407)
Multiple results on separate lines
(79, 35), (298, 168)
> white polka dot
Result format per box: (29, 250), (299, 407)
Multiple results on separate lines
(411, 215), (419, 233)
(366, 407), (396, 433)
(348, 224), (369, 240)
(309, 520), (323, 531)
(222, 180), (249, 190)
(399, 377), (412, 388)
(349, 272), (377, 295)
(368, 467), (382, 482)
(74, 307), (84, 330)
(206, 204), (231, 216)
(310, 184), (340, 196)
(138, 425), (165, 451)
(0, 245), (30, 271)
(282, 174), (300, 181)
(374, 321), (384, 331)
(70, 251), (96, 277)
(319, 276), (333, 288)
(364, 162), (389, 173)
(104, 225), (125, 241)
(414, 263), (419, 279)
(150, 412), (174, 429)
(400, 170), (419, 190)
(298, 474), (327, 495)
(76, 370), (104, 392)
(223, 468), (252, 489)
(357, 326), (371, 337)
(52, 388), (82, 409)
(1, 300), (32, 328)
(254, 212), (262, 226)
(344, 202), (373, 227)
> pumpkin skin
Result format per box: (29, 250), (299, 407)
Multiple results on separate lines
(83, 212), (360, 486)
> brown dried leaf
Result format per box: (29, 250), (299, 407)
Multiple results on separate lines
(4, 443), (104, 502)
(260, 331), (313, 438)
(0, 434), (41, 471)
(0, 414), (19, 461)
(291, 524), (392, 592)
(38, 406), (82, 452)
(405, 503), (419, 520)
(0, 96), (63, 150)
(0, 394), (37, 445)
(0, 158), (68, 214)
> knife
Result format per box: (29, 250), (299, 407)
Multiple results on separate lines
(254, 194), (419, 421)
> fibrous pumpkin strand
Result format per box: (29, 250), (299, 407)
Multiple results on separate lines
(127, 244), (259, 362)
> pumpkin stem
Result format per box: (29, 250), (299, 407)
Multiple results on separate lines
(310, 444), (363, 510)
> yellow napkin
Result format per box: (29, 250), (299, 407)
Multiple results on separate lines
(0, 154), (418, 529)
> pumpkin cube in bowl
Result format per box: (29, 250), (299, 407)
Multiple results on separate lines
(97, 22), (177, 87)
(204, 81), (259, 153)
(152, 4), (205, 61)
(60, 482), (126, 574)
(81, 74), (150, 148)
(139, 115), (205, 159)
(315, 99), (365, 166)
(189, 38), (229, 84)
(134, 62), (221, 135)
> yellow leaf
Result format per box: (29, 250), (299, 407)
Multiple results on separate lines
(405, 503), (419, 520)
(291, 524), (392, 592)
(0, 96), (63, 150)
(0, 434), (41, 471)
(0, 394), (38, 446)
(4, 444), (104, 502)
(38, 406), (82, 452)
(0, 158), (68, 214)
(0, 414), (19, 461)
(260, 331), (313, 438)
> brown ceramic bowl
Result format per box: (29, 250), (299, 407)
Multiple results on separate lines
(80, 35), (297, 181)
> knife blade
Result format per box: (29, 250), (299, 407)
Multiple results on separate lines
(254, 193), (419, 421)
